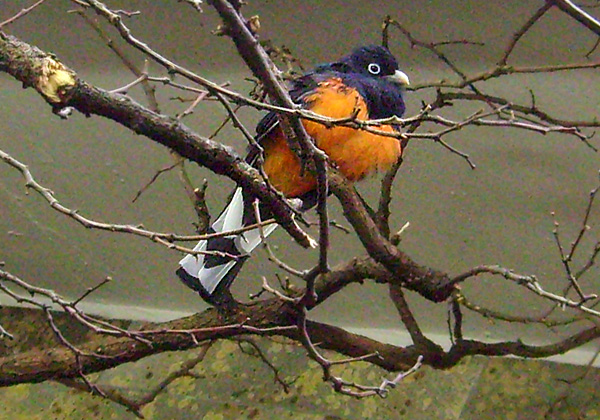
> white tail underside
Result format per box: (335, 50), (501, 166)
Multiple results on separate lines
(178, 187), (277, 294)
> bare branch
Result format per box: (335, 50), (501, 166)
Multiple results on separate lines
(0, 323), (14, 340)
(455, 290), (585, 327)
(0, 147), (269, 258)
(383, 16), (474, 86)
(389, 285), (440, 350)
(71, 9), (160, 112)
(296, 306), (422, 397)
(499, 2), (554, 65)
(0, 32), (317, 246)
(236, 338), (292, 392)
(551, 0), (600, 37)
(452, 265), (600, 317)
(0, 0), (52, 28)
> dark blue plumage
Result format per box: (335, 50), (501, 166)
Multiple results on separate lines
(177, 45), (409, 304)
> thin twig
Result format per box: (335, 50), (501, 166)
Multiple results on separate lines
(455, 290), (585, 327)
(0, 146), (273, 257)
(498, 2), (554, 65)
(0, 0), (51, 28)
(236, 338), (292, 392)
(71, 277), (111, 306)
(552, 216), (596, 302)
(0, 323), (14, 340)
(132, 160), (180, 203)
(71, 8), (160, 112)
(252, 200), (305, 278)
(452, 265), (600, 317)
(296, 306), (421, 397)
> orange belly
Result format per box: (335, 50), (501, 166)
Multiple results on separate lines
(261, 78), (402, 197)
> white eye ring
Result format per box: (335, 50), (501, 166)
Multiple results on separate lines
(367, 63), (381, 75)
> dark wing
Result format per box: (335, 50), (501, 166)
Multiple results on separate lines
(247, 68), (343, 165)
(253, 72), (320, 140)
(248, 44), (407, 162)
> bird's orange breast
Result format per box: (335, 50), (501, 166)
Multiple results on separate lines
(261, 78), (402, 197)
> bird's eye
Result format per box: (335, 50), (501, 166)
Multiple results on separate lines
(367, 63), (381, 75)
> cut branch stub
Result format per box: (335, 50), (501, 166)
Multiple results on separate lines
(0, 32), (75, 105)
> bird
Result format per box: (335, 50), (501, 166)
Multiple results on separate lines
(176, 45), (409, 304)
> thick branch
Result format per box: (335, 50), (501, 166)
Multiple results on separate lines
(3, 291), (598, 385)
(0, 300), (292, 387)
(0, 31), (313, 248)
(1, 249), (599, 386)
(328, 171), (455, 302)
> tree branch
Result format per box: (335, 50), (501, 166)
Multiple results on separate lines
(0, 31), (314, 248)
(550, 0), (600, 37)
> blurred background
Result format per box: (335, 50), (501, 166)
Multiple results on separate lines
(1, 0), (600, 365)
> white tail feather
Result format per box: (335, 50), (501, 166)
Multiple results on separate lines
(178, 187), (277, 295)
(215, 187), (244, 233)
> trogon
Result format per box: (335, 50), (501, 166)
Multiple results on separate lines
(177, 45), (410, 303)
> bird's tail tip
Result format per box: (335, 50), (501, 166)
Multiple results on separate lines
(176, 266), (213, 301)
(176, 266), (238, 305)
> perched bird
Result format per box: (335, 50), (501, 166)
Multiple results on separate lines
(177, 45), (409, 303)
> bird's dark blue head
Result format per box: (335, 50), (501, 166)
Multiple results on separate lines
(341, 46), (406, 80)
(316, 45), (409, 119)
